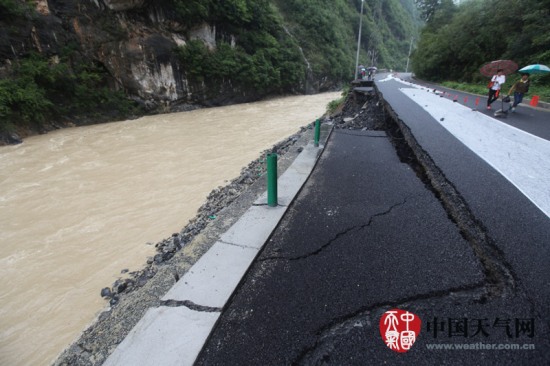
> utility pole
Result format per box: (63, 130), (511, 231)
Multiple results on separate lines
(405, 37), (413, 73)
(354, 0), (365, 80)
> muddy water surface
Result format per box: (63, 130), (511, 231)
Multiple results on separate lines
(0, 92), (341, 365)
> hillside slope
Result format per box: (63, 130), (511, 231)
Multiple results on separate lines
(0, 0), (420, 143)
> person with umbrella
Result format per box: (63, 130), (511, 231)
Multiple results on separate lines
(480, 60), (518, 110)
(367, 66), (377, 81)
(357, 64), (366, 80)
(506, 73), (530, 112)
(487, 69), (506, 110)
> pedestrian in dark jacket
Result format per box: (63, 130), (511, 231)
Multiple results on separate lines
(507, 73), (530, 112)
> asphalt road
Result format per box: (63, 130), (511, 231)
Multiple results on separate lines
(397, 73), (550, 141)
(196, 76), (550, 365)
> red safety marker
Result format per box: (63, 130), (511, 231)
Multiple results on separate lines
(453, 95), (458, 102)
(530, 95), (539, 107)
(464, 96), (468, 104)
(472, 97), (480, 111)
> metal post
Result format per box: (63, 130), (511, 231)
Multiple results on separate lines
(314, 119), (320, 147)
(405, 37), (413, 73)
(354, 0), (365, 80)
(267, 153), (278, 207)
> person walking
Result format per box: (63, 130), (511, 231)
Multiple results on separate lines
(487, 69), (506, 109)
(357, 64), (366, 80)
(507, 73), (530, 112)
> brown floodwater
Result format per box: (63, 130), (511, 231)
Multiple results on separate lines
(0, 92), (341, 365)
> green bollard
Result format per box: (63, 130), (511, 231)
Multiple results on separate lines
(314, 119), (321, 147)
(267, 153), (278, 207)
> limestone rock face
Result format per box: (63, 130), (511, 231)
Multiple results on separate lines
(33, 0), (50, 15)
(103, 0), (146, 11)
(1, 1), (194, 105)
(0, 1), (323, 111)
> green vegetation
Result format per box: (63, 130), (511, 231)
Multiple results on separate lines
(177, 39), (304, 94)
(274, 0), (420, 76)
(175, 0), (306, 95)
(273, 0), (356, 81)
(327, 85), (350, 114)
(439, 81), (489, 96)
(0, 53), (137, 133)
(175, 0), (420, 92)
(0, 0), (33, 18)
(412, 0), (550, 93)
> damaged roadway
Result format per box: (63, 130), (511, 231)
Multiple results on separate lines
(196, 78), (550, 365)
(61, 75), (550, 365)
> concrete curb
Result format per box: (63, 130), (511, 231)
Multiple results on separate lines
(102, 135), (331, 366)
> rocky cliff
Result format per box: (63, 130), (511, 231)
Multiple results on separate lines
(1, 0), (319, 114)
(1, 0), (420, 144)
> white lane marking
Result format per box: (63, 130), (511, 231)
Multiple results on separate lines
(399, 87), (550, 219)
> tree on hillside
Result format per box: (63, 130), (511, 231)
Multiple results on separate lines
(414, 0), (441, 22)
(412, 0), (550, 83)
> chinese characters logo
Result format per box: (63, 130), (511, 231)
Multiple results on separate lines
(379, 309), (422, 353)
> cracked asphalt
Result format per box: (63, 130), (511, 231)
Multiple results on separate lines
(195, 82), (550, 365)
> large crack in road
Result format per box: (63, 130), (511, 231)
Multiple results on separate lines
(380, 88), (517, 299)
(292, 86), (522, 364)
(259, 195), (412, 262)
(196, 85), (549, 366)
